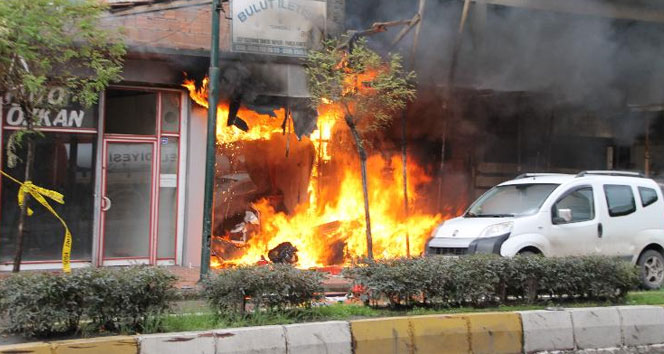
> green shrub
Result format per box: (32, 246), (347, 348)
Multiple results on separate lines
(444, 255), (502, 306)
(0, 272), (86, 337)
(497, 255), (546, 302)
(79, 267), (178, 332)
(203, 264), (324, 318)
(536, 256), (638, 301)
(0, 266), (178, 337)
(345, 255), (640, 308)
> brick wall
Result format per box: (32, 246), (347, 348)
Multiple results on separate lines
(101, 0), (231, 52)
(102, 0), (345, 54)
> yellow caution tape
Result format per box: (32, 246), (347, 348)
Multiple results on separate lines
(0, 170), (72, 273)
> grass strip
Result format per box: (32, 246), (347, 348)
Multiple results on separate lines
(157, 289), (664, 334)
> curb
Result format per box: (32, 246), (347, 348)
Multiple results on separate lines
(2, 306), (664, 353)
(0, 336), (137, 354)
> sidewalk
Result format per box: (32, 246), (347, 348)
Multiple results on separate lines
(0, 265), (352, 295)
(167, 265), (352, 295)
(167, 266), (201, 290)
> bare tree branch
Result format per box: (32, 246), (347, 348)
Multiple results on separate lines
(337, 19), (419, 51)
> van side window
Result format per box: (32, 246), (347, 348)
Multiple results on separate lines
(638, 187), (658, 207)
(552, 187), (594, 224)
(604, 185), (636, 217)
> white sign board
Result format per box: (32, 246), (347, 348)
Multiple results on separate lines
(160, 174), (177, 188)
(1, 90), (97, 130)
(231, 0), (327, 57)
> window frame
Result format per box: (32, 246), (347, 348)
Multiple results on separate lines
(551, 185), (595, 225)
(603, 184), (637, 217)
(101, 87), (183, 263)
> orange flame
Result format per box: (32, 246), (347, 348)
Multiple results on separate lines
(183, 76), (458, 268)
(182, 78), (285, 144)
(343, 69), (379, 96)
(228, 155), (453, 268)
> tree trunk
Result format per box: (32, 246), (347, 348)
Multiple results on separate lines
(358, 147), (373, 260)
(343, 112), (373, 260)
(13, 133), (35, 273)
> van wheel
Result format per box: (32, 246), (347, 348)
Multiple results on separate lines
(638, 250), (664, 290)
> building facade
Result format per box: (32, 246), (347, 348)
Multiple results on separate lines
(0, 0), (344, 270)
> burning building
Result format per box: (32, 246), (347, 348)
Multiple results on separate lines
(0, 0), (346, 270)
(2, 0), (664, 271)
(182, 72), (448, 268)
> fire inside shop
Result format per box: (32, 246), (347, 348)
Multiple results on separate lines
(182, 74), (461, 269)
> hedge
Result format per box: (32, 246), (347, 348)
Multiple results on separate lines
(0, 266), (177, 337)
(343, 255), (640, 308)
(203, 264), (324, 318)
(0, 256), (641, 336)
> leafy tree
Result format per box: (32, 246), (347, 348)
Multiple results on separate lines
(305, 37), (416, 259)
(0, 0), (125, 272)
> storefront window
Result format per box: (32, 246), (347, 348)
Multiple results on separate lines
(105, 90), (157, 135)
(157, 137), (178, 259)
(161, 93), (180, 133)
(0, 132), (96, 262)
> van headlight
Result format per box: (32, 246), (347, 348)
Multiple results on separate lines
(479, 221), (513, 238)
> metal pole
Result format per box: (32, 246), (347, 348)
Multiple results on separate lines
(200, 0), (221, 280)
(645, 115), (651, 177)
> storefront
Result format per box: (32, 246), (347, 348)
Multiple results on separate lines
(0, 0), (345, 271)
(0, 86), (189, 270)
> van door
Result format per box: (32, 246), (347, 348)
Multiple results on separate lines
(597, 184), (638, 258)
(545, 185), (600, 256)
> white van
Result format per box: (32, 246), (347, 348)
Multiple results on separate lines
(426, 171), (664, 289)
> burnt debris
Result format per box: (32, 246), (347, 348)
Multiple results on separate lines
(268, 242), (299, 264)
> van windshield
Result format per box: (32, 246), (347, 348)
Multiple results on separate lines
(466, 183), (559, 217)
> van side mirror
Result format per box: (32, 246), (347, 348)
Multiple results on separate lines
(553, 208), (573, 224)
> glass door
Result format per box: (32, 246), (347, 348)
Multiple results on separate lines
(100, 140), (157, 264)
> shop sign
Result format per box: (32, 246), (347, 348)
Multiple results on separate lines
(231, 0), (326, 57)
(1, 89), (97, 129)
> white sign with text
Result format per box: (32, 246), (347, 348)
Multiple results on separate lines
(1, 90), (96, 129)
(231, 0), (326, 57)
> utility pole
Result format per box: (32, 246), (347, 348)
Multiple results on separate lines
(200, 0), (221, 280)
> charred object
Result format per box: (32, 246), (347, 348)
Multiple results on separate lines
(268, 242), (299, 264)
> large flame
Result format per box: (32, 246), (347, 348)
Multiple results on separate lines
(183, 76), (459, 268)
(182, 78), (285, 144)
(231, 155), (450, 268)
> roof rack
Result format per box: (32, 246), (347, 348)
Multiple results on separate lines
(575, 170), (645, 178)
(515, 173), (569, 179)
